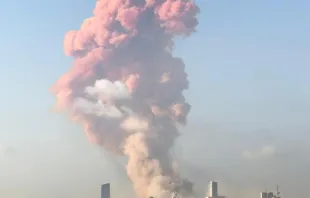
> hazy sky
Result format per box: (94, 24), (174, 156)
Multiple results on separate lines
(0, 1), (309, 198)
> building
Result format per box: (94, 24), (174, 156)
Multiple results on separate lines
(260, 192), (267, 198)
(268, 192), (274, 198)
(260, 192), (274, 198)
(101, 182), (227, 198)
(101, 183), (110, 198)
(206, 181), (225, 198)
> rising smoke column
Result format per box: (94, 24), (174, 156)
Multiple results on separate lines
(52, 0), (199, 198)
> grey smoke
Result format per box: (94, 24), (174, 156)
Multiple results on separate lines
(242, 145), (276, 160)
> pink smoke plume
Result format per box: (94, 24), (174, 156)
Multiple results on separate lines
(52, 0), (199, 198)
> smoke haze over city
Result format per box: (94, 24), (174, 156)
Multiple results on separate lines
(0, 1), (309, 198)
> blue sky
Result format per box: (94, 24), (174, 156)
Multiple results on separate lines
(0, 1), (309, 198)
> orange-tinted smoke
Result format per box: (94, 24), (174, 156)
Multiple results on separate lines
(52, 0), (198, 146)
(52, 0), (199, 197)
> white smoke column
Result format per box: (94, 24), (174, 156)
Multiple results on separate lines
(85, 79), (131, 100)
(74, 79), (131, 118)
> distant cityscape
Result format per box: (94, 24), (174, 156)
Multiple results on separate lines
(100, 181), (281, 198)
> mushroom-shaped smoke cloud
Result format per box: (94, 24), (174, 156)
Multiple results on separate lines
(52, 1), (199, 198)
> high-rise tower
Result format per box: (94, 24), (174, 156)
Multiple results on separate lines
(206, 181), (225, 198)
(101, 183), (110, 198)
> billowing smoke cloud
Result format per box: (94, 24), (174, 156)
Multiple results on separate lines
(74, 79), (132, 118)
(52, 1), (199, 198)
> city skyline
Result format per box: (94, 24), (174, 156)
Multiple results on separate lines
(0, 1), (309, 198)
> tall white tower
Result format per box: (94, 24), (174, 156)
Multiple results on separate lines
(206, 181), (225, 198)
